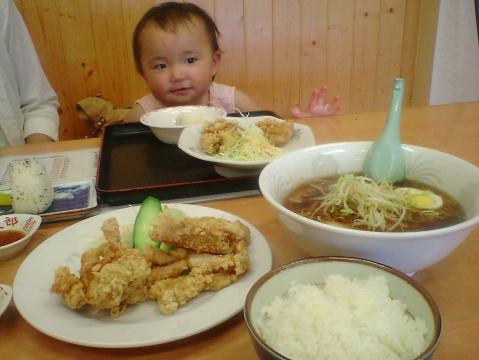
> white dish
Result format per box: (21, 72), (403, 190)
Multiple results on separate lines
(0, 214), (42, 260)
(13, 204), (273, 348)
(244, 257), (441, 360)
(141, 106), (227, 144)
(0, 284), (13, 318)
(177, 116), (316, 170)
(259, 141), (479, 274)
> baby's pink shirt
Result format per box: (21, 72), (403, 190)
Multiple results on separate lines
(136, 83), (236, 114)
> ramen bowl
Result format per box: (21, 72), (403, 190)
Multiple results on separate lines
(0, 214), (41, 260)
(140, 106), (227, 144)
(244, 257), (441, 360)
(259, 141), (479, 274)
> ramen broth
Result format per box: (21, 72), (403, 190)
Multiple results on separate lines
(284, 175), (466, 232)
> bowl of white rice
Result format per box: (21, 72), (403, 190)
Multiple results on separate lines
(244, 257), (441, 360)
(140, 105), (227, 144)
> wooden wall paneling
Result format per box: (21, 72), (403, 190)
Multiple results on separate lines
(373, 0), (406, 111)
(399, 0), (420, 106)
(273, 0), (301, 117)
(55, 0), (102, 139)
(121, 0), (157, 104)
(90, 0), (130, 108)
(411, 0), (439, 107)
(215, 0), (247, 98)
(244, 0), (273, 111)
(13, 0), (427, 140)
(326, 0), (354, 114)
(298, 0), (328, 111)
(350, 0), (380, 113)
(15, 0), (75, 140)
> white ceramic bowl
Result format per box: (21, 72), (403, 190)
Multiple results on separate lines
(244, 257), (441, 360)
(0, 214), (41, 260)
(140, 106), (227, 144)
(0, 284), (13, 318)
(259, 141), (479, 274)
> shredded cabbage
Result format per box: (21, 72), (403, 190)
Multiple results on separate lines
(315, 174), (424, 231)
(217, 124), (281, 161)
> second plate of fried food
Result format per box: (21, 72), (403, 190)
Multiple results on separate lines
(177, 116), (315, 170)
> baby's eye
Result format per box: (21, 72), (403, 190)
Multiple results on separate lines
(154, 63), (167, 70)
(186, 57), (197, 64)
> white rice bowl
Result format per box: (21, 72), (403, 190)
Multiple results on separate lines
(10, 159), (53, 214)
(244, 257), (441, 360)
(257, 275), (427, 360)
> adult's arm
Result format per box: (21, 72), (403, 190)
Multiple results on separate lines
(5, 0), (59, 141)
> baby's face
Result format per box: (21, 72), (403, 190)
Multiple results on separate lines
(139, 18), (220, 107)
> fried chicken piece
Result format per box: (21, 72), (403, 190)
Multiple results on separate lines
(149, 260), (189, 282)
(200, 119), (241, 154)
(205, 272), (237, 291)
(149, 269), (214, 315)
(84, 247), (151, 316)
(233, 239), (250, 275)
(52, 266), (86, 309)
(53, 240), (151, 317)
(188, 253), (235, 273)
(150, 251), (246, 284)
(144, 247), (189, 266)
(80, 241), (123, 287)
(149, 266), (239, 314)
(101, 217), (121, 243)
(150, 213), (251, 255)
(256, 118), (294, 147)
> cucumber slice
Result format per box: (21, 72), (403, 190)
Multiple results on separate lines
(133, 196), (163, 250)
(0, 192), (12, 206)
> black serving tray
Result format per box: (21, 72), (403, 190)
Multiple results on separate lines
(96, 111), (279, 205)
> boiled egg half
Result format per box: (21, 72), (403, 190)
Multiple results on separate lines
(395, 187), (443, 210)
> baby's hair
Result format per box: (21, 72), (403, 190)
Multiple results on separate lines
(133, 1), (221, 74)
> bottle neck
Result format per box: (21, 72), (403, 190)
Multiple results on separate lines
(382, 85), (404, 139)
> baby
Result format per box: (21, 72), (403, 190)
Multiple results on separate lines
(124, 2), (339, 122)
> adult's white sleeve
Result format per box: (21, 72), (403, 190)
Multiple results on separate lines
(6, 1), (60, 141)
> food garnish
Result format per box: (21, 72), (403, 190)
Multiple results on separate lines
(200, 118), (293, 161)
(311, 174), (445, 231)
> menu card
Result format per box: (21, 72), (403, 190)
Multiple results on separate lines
(0, 148), (98, 190)
(0, 149), (99, 220)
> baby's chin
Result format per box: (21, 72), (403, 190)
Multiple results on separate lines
(163, 95), (207, 107)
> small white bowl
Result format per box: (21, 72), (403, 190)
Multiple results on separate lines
(244, 257), (441, 360)
(0, 284), (13, 318)
(0, 214), (41, 260)
(259, 141), (479, 274)
(140, 106), (227, 144)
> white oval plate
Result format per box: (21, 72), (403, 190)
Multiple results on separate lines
(13, 204), (272, 348)
(177, 116), (316, 170)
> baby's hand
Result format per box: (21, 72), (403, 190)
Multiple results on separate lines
(291, 85), (340, 118)
(91, 118), (124, 137)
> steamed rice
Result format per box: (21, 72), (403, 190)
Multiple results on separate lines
(256, 275), (428, 360)
(10, 159), (53, 214)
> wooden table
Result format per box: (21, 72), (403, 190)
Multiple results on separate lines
(1, 102), (478, 359)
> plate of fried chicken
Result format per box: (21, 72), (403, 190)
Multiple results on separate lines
(13, 203), (272, 348)
(178, 116), (315, 170)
